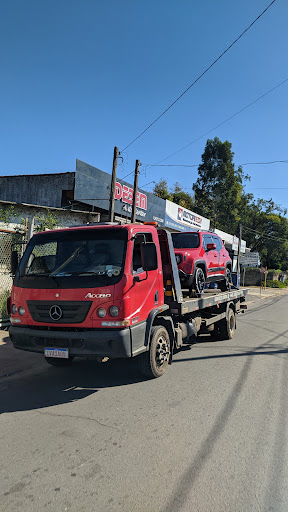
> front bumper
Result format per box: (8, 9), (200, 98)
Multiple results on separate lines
(9, 325), (132, 358)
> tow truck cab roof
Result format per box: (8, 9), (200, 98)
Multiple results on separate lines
(35, 222), (158, 237)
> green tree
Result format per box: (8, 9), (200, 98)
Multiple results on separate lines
(35, 210), (59, 231)
(193, 137), (250, 232)
(0, 205), (17, 226)
(153, 179), (171, 200)
(153, 180), (194, 210)
(241, 199), (288, 270)
(170, 182), (194, 210)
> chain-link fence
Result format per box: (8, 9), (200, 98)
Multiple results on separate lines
(0, 231), (26, 325)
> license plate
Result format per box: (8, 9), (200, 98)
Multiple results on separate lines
(44, 348), (69, 359)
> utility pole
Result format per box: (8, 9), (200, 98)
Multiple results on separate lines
(27, 217), (35, 242)
(131, 160), (140, 224)
(109, 146), (118, 222)
(237, 223), (243, 288)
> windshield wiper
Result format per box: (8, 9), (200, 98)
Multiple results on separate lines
(49, 244), (85, 277)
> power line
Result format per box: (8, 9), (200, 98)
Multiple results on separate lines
(121, 0), (278, 153)
(243, 225), (288, 243)
(143, 160), (288, 168)
(242, 160), (288, 166)
(250, 187), (288, 190)
(121, 170), (135, 180)
(148, 77), (288, 167)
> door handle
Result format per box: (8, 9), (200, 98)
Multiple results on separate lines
(214, 255), (218, 257)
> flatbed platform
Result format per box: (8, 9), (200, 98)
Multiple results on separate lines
(170, 288), (248, 315)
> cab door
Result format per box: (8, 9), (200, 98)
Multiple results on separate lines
(216, 236), (227, 276)
(203, 234), (219, 275)
(130, 231), (161, 324)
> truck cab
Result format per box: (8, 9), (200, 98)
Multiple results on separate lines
(9, 223), (167, 365)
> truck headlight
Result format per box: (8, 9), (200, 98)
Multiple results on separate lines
(175, 255), (181, 264)
(97, 308), (106, 318)
(12, 304), (18, 314)
(109, 306), (119, 317)
(18, 306), (26, 316)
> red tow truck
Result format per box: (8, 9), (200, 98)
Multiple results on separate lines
(9, 222), (247, 378)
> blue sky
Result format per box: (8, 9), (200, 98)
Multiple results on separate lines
(0, 0), (287, 210)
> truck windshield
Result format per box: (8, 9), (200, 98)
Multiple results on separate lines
(16, 228), (127, 289)
(171, 232), (199, 249)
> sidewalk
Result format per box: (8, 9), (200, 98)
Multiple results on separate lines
(243, 285), (288, 305)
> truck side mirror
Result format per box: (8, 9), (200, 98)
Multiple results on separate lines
(207, 243), (217, 251)
(141, 242), (158, 271)
(11, 250), (19, 275)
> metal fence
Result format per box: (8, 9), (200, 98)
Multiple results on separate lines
(0, 231), (26, 325)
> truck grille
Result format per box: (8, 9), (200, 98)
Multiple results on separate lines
(27, 301), (92, 324)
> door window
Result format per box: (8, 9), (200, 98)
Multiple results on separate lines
(213, 236), (222, 251)
(202, 235), (212, 251)
(132, 233), (153, 274)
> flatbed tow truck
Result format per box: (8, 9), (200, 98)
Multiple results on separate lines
(9, 222), (247, 378)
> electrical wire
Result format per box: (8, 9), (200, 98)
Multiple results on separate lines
(143, 160), (288, 168)
(147, 77), (288, 168)
(121, 170), (135, 180)
(121, 0), (278, 153)
(243, 225), (288, 243)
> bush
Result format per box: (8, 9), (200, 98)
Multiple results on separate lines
(0, 289), (10, 319)
(265, 280), (287, 288)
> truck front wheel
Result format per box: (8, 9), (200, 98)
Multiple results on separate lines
(138, 326), (170, 378)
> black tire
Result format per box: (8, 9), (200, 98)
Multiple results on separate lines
(190, 267), (206, 297)
(45, 356), (74, 367)
(215, 308), (236, 340)
(219, 268), (232, 292)
(138, 326), (170, 378)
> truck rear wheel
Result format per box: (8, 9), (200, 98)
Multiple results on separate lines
(45, 356), (74, 367)
(215, 307), (235, 340)
(138, 326), (170, 378)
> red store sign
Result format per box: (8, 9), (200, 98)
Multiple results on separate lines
(115, 182), (147, 211)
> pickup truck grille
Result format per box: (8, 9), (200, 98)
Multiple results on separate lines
(27, 301), (92, 324)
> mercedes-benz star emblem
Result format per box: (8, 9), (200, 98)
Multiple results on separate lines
(49, 305), (63, 321)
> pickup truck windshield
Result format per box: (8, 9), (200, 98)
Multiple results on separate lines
(171, 232), (199, 249)
(16, 228), (127, 289)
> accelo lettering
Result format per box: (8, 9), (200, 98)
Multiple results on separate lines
(115, 182), (147, 210)
(85, 293), (112, 299)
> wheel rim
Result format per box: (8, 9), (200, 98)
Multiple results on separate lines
(155, 335), (170, 368)
(196, 269), (205, 293)
(226, 269), (231, 282)
(229, 313), (234, 332)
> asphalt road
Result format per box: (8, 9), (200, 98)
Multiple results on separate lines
(1, 291), (288, 512)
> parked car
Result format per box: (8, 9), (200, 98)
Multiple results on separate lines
(171, 231), (232, 297)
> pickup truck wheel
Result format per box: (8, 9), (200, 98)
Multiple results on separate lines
(45, 356), (74, 367)
(190, 267), (205, 297)
(219, 268), (232, 292)
(215, 308), (235, 340)
(138, 326), (170, 378)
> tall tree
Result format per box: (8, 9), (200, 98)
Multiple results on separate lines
(153, 180), (194, 210)
(153, 179), (171, 201)
(193, 137), (250, 233)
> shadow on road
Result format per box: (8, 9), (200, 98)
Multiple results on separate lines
(0, 338), (147, 415)
(161, 327), (288, 512)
